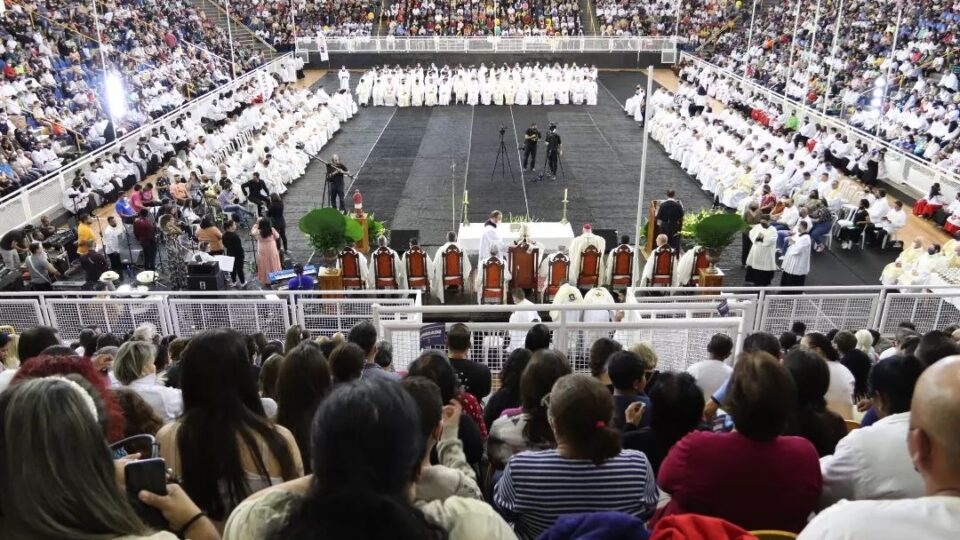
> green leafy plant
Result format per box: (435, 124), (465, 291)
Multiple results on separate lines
(691, 213), (747, 258)
(506, 213), (539, 223)
(367, 213), (388, 242)
(681, 208), (726, 239)
(299, 208), (364, 254)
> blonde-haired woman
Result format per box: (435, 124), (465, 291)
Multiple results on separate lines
(113, 340), (183, 422)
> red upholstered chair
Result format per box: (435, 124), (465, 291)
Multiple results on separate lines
(688, 247), (711, 287)
(609, 244), (634, 291)
(544, 253), (570, 303)
(508, 241), (540, 293)
(405, 246), (430, 292)
(441, 244), (465, 292)
(480, 256), (506, 304)
(338, 247), (364, 290)
(576, 245), (601, 289)
(649, 247), (675, 286)
(372, 247), (398, 290)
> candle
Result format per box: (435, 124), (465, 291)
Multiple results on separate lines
(464, 190), (469, 204)
(563, 188), (568, 202)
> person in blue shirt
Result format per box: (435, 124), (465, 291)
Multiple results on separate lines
(286, 263), (314, 291)
(115, 197), (135, 220)
(607, 350), (653, 430)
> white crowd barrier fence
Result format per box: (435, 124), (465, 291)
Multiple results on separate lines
(0, 53), (295, 233)
(297, 36), (678, 55)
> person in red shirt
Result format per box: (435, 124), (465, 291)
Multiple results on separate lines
(654, 351), (822, 533)
(133, 209), (157, 271)
(129, 184), (145, 214)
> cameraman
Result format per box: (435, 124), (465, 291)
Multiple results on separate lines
(522, 122), (541, 171)
(545, 124), (562, 179)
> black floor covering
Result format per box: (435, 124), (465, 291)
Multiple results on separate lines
(280, 71), (896, 287)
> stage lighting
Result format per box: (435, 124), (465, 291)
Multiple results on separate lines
(105, 71), (127, 120)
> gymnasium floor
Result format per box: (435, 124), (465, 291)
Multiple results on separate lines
(282, 70), (900, 287)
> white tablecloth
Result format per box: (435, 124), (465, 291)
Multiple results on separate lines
(458, 222), (575, 253)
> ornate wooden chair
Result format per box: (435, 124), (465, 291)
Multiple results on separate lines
(609, 244), (634, 291)
(576, 244), (601, 289)
(688, 247), (711, 287)
(441, 244), (465, 293)
(338, 247), (364, 290)
(508, 241), (540, 295)
(372, 247), (398, 290)
(480, 256), (506, 304)
(405, 245), (430, 292)
(649, 247), (676, 287)
(544, 253), (570, 303)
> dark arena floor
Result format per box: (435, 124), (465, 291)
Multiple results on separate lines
(282, 70), (898, 288)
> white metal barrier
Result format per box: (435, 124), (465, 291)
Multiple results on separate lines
(298, 36), (678, 54)
(878, 292), (960, 335)
(0, 53), (294, 232)
(45, 297), (170, 341)
(680, 52), (960, 198)
(293, 291), (422, 337)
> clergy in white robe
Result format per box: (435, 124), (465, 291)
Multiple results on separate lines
(507, 290), (541, 352)
(674, 245), (703, 286)
(780, 224), (812, 286)
(744, 221), (778, 286)
(424, 78), (438, 106)
(430, 234), (473, 303)
(581, 287), (616, 347)
(641, 234), (677, 286)
(603, 241), (636, 286)
(475, 247), (511, 303)
(369, 238), (407, 289)
(477, 211), (503, 262)
(338, 67), (350, 91)
(438, 77), (452, 106)
(568, 224), (606, 286)
(467, 78), (480, 106)
(549, 282), (583, 323)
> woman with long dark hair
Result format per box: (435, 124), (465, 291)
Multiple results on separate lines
(0, 377), (219, 540)
(483, 348), (532, 428)
(494, 374), (658, 539)
(267, 193), (287, 252)
(275, 341), (331, 472)
(782, 348), (847, 457)
(487, 349), (571, 470)
(251, 217), (282, 284)
(223, 378), (514, 540)
(157, 329), (302, 524)
(802, 332), (855, 419)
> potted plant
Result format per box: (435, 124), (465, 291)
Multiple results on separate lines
(366, 213), (388, 243)
(690, 212), (747, 274)
(298, 208), (365, 266)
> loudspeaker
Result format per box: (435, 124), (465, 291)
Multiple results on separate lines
(390, 229), (420, 255)
(187, 273), (224, 291)
(187, 261), (219, 276)
(594, 228), (620, 254)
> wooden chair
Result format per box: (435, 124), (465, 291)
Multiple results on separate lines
(650, 247), (675, 286)
(544, 253), (570, 303)
(609, 244), (634, 291)
(508, 241), (540, 293)
(480, 256), (506, 304)
(372, 247), (398, 290)
(338, 247), (364, 290)
(404, 245), (430, 292)
(441, 244), (465, 293)
(688, 247), (710, 286)
(844, 419), (860, 433)
(575, 244), (601, 289)
(751, 531), (798, 540)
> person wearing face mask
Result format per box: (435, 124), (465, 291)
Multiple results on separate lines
(745, 216), (778, 286)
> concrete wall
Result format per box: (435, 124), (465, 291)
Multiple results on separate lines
(304, 51), (668, 70)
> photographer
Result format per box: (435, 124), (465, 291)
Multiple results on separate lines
(545, 124), (562, 179)
(522, 122), (541, 171)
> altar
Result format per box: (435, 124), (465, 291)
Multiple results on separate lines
(457, 222), (575, 253)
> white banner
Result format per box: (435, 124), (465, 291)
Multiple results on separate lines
(317, 32), (329, 62)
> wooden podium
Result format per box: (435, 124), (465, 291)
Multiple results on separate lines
(644, 201), (660, 256)
(697, 267), (724, 292)
(355, 212), (370, 254)
(320, 267), (344, 292)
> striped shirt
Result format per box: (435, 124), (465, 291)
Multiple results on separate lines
(494, 449), (658, 540)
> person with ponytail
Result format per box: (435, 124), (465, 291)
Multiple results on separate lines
(782, 348), (847, 457)
(223, 378), (516, 540)
(493, 374), (658, 540)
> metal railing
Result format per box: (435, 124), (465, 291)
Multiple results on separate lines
(679, 52), (960, 199)
(2, 285), (959, 369)
(0, 53), (294, 234)
(296, 35), (678, 54)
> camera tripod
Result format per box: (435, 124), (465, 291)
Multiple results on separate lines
(537, 144), (566, 182)
(491, 126), (516, 182)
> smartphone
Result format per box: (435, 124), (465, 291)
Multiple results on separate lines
(125, 458), (168, 529)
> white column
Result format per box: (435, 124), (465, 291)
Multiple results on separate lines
(633, 66), (655, 286)
(877, 2), (904, 134)
(673, 0), (682, 39)
(782, 0), (803, 105)
(225, 0), (238, 80)
(820, 0), (845, 114)
(90, 0), (109, 75)
(743, 0), (759, 77)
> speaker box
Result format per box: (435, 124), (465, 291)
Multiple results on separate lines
(187, 261), (220, 276)
(187, 273), (224, 291)
(594, 229), (620, 254)
(389, 229), (420, 255)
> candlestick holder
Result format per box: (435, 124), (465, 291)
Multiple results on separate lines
(462, 200), (470, 225)
(560, 198), (569, 225)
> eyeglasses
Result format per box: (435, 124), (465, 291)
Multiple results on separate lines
(540, 392), (551, 408)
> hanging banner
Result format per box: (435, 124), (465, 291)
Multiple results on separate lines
(317, 31), (329, 62)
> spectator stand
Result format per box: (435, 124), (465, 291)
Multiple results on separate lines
(295, 34), (678, 55)
(680, 52), (960, 203)
(0, 53), (295, 234)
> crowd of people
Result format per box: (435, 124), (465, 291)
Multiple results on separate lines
(1, 310), (959, 539)
(355, 63), (599, 107)
(0, 0), (264, 193)
(224, 0), (377, 46)
(384, 0), (582, 36)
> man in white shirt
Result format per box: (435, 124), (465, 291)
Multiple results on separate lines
(102, 216), (125, 274)
(819, 356), (925, 509)
(507, 288), (540, 352)
(799, 356), (960, 540)
(686, 333), (734, 402)
(477, 210), (503, 263)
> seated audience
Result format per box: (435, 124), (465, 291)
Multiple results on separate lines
(607, 350), (653, 429)
(484, 348), (532, 428)
(782, 348), (847, 457)
(834, 330), (873, 400)
(494, 374), (658, 540)
(686, 333), (734, 402)
(446, 322), (492, 400)
(113, 340), (183, 422)
(802, 332), (855, 419)
(275, 341), (332, 473)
